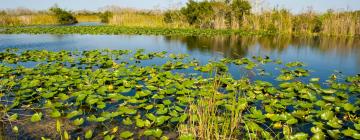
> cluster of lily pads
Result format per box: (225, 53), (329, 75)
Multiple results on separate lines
(0, 26), (274, 36)
(0, 48), (359, 139)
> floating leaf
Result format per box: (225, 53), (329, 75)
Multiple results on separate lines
(120, 131), (133, 139)
(343, 103), (355, 111)
(73, 118), (84, 126)
(85, 130), (93, 139)
(50, 109), (61, 118)
(320, 110), (334, 120)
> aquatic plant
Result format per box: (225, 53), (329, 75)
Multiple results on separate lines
(0, 49), (359, 139)
(0, 26), (272, 36)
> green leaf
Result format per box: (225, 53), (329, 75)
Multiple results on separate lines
(179, 134), (195, 140)
(122, 117), (133, 125)
(66, 110), (82, 119)
(342, 128), (357, 137)
(327, 130), (340, 139)
(144, 129), (163, 138)
(322, 89), (337, 94)
(56, 120), (61, 133)
(120, 131), (133, 139)
(156, 116), (171, 125)
(163, 99), (172, 105)
(73, 118), (84, 126)
(104, 135), (115, 140)
(343, 103), (355, 111)
(64, 130), (70, 140)
(286, 118), (298, 125)
(31, 112), (42, 122)
(311, 132), (325, 140)
(50, 109), (61, 118)
(327, 118), (342, 129)
(136, 118), (151, 128)
(290, 132), (308, 140)
(320, 110), (334, 120)
(179, 114), (188, 123)
(144, 104), (154, 110)
(85, 130), (93, 139)
(12, 126), (18, 134)
(322, 96), (336, 102)
(355, 123), (360, 130)
(9, 113), (18, 121)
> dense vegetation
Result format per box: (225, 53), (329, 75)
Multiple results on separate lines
(0, 49), (359, 139)
(163, 0), (360, 36)
(0, 1), (359, 36)
(49, 5), (78, 24)
(99, 11), (113, 23)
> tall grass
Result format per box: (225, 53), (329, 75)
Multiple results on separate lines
(0, 15), (57, 26)
(109, 9), (189, 28)
(178, 74), (250, 140)
(75, 15), (100, 22)
(109, 11), (165, 28)
(242, 10), (360, 36)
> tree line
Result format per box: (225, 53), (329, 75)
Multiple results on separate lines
(164, 0), (360, 36)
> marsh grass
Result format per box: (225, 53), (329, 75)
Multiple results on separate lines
(109, 11), (189, 28)
(0, 15), (57, 26)
(109, 12), (166, 28)
(179, 74), (250, 140)
(241, 10), (360, 36)
(75, 15), (100, 22)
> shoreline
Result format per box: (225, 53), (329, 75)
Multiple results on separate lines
(1, 25), (358, 37)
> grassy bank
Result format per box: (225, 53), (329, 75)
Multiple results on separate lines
(0, 49), (359, 139)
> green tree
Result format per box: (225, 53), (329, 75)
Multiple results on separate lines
(181, 0), (215, 28)
(49, 5), (78, 24)
(231, 0), (251, 27)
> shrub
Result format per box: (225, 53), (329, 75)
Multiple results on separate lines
(181, 0), (215, 28)
(99, 11), (113, 23)
(49, 5), (77, 24)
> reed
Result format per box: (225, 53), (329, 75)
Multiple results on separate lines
(178, 74), (249, 140)
(75, 15), (100, 22)
(0, 14), (57, 26)
(109, 12), (165, 28)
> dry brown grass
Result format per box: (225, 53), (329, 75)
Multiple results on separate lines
(0, 15), (57, 26)
(75, 15), (100, 22)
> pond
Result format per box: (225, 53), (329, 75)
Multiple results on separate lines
(1, 34), (360, 139)
(0, 34), (359, 81)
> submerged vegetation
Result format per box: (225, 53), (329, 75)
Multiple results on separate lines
(0, 49), (360, 139)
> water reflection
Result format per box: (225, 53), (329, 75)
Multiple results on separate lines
(165, 35), (360, 60)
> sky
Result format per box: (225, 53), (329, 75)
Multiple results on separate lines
(0, 0), (359, 13)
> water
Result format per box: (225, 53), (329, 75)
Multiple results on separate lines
(0, 34), (359, 81)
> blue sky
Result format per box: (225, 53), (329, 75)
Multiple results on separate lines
(0, 0), (359, 13)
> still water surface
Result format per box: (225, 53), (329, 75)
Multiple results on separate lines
(0, 34), (359, 81)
